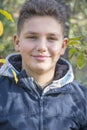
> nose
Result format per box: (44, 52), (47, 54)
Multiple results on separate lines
(36, 38), (47, 52)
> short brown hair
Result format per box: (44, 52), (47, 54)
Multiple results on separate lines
(17, 0), (70, 37)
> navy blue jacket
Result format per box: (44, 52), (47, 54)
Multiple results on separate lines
(0, 54), (87, 130)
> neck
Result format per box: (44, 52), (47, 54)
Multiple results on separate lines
(26, 69), (55, 88)
(35, 72), (54, 88)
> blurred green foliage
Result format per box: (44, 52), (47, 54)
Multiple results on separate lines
(0, 0), (87, 85)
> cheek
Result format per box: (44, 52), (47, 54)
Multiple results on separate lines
(19, 42), (33, 53)
(50, 45), (62, 55)
(49, 45), (63, 63)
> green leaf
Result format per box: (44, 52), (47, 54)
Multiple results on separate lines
(76, 53), (86, 69)
(69, 48), (77, 58)
(0, 9), (14, 22)
(69, 39), (81, 45)
(69, 36), (82, 41)
(0, 44), (5, 51)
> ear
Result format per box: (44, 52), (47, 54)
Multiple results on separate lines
(13, 34), (20, 52)
(60, 38), (68, 56)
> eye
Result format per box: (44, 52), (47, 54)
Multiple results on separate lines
(47, 37), (58, 41)
(26, 35), (38, 40)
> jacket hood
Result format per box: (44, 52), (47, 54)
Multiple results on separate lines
(0, 53), (74, 89)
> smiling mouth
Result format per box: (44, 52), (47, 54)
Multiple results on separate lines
(32, 55), (50, 61)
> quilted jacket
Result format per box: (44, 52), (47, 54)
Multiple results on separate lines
(0, 54), (87, 130)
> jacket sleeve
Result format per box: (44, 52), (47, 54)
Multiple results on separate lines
(82, 90), (87, 130)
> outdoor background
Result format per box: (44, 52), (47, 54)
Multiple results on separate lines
(0, 0), (87, 86)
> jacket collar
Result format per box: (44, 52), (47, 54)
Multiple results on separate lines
(0, 53), (74, 92)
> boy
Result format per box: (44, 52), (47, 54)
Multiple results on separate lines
(0, 0), (87, 129)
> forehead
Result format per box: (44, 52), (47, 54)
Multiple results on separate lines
(21, 16), (63, 35)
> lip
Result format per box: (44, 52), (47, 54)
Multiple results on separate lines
(32, 55), (50, 61)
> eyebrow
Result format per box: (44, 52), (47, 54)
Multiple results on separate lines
(48, 33), (60, 37)
(25, 31), (60, 37)
(24, 32), (40, 36)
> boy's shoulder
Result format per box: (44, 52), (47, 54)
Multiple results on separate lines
(71, 80), (87, 91)
(0, 76), (6, 84)
(0, 76), (13, 89)
(70, 80), (87, 99)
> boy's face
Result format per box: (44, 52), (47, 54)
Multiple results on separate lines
(14, 16), (68, 75)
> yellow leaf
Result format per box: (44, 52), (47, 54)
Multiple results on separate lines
(0, 59), (6, 64)
(0, 21), (3, 36)
(0, 9), (14, 22)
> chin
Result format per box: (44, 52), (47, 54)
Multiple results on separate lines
(34, 67), (49, 73)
